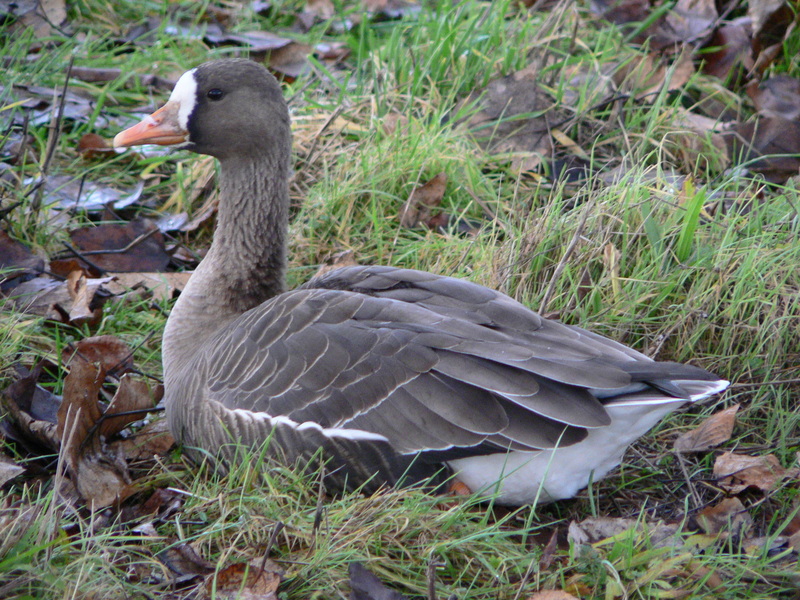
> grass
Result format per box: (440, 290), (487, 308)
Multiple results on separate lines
(2, 0), (800, 598)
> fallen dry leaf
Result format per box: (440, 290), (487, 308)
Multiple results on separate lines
(57, 361), (133, 509)
(349, 562), (408, 600)
(748, 75), (800, 120)
(66, 270), (101, 325)
(527, 591), (578, 600)
(312, 250), (358, 279)
(399, 173), (447, 228)
(674, 404), (739, 453)
(696, 497), (753, 536)
(69, 218), (170, 273)
(7, 275), (114, 322)
(114, 418), (174, 461)
(202, 560), (283, 600)
(458, 65), (559, 173)
(722, 117), (800, 184)
(713, 451), (797, 494)
(157, 542), (215, 579)
(0, 230), (45, 294)
(63, 335), (135, 375)
(0, 453), (25, 487)
(701, 19), (754, 80)
(613, 50), (695, 100)
(104, 271), (191, 302)
(567, 517), (682, 548)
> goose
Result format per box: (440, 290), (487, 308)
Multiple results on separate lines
(113, 59), (729, 506)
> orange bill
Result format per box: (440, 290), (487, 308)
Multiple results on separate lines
(113, 101), (188, 148)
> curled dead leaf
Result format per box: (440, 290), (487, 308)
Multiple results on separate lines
(202, 560), (283, 600)
(399, 173), (447, 228)
(713, 451), (797, 494)
(696, 497), (752, 536)
(674, 404), (739, 453)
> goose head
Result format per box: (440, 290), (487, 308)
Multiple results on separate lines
(113, 59), (291, 163)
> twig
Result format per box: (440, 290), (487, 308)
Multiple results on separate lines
(33, 57), (74, 212)
(538, 200), (592, 314)
(257, 521), (285, 576)
(60, 242), (107, 275)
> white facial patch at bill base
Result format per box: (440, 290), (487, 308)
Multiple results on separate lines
(168, 68), (199, 130)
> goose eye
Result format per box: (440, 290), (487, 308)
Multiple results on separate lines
(207, 88), (224, 101)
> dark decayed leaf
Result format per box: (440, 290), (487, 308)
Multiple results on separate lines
(63, 334), (135, 378)
(157, 542), (215, 580)
(0, 364), (61, 452)
(68, 218), (170, 273)
(664, 0), (718, 43)
(613, 51), (695, 100)
(722, 117), (800, 184)
(349, 562), (408, 600)
(0, 231), (44, 293)
(0, 452), (25, 487)
(748, 75), (800, 121)
(701, 19), (753, 81)
(458, 65), (559, 173)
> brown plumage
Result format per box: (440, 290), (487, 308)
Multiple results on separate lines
(113, 59), (729, 505)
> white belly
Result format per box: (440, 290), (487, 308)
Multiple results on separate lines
(447, 400), (686, 505)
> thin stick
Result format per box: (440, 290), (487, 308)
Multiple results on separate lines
(33, 57), (74, 212)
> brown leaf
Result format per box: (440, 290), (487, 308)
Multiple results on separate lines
(748, 75), (800, 120)
(0, 231), (45, 294)
(313, 250), (359, 279)
(100, 374), (160, 438)
(722, 117), (800, 184)
(567, 517), (681, 548)
(538, 528), (559, 571)
(69, 218), (170, 273)
(158, 543), (215, 578)
(399, 173), (447, 227)
(665, 0), (718, 42)
(527, 592), (579, 600)
(306, 0), (334, 20)
(674, 404), (739, 453)
(104, 271), (191, 302)
(203, 560), (283, 600)
(613, 51), (695, 100)
(701, 20), (754, 80)
(77, 133), (114, 158)
(114, 417), (174, 461)
(696, 497), (752, 536)
(62, 335), (134, 376)
(266, 43), (313, 82)
(458, 66), (559, 172)
(57, 361), (134, 509)
(66, 270), (101, 325)
(0, 452), (25, 486)
(349, 562), (407, 600)
(713, 451), (796, 494)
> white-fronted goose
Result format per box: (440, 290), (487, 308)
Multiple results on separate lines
(113, 59), (729, 505)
